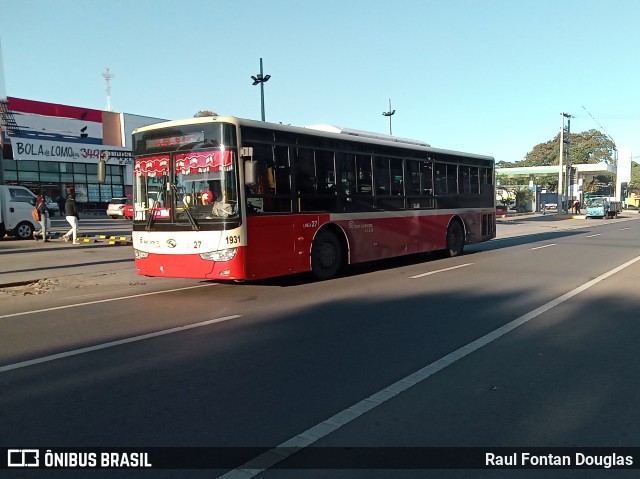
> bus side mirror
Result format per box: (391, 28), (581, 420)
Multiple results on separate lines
(245, 160), (258, 186)
(241, 147), (257, 186)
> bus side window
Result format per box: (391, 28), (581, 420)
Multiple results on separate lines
(390, 158), (403, 195)
(405, 160), (420, 196)
(355, 154), (372, 195)
(244, 142), (291, 213)
(336, 152), (354, 197)
(422, 162), (433, 195)
(461, 166), (471, 194)
(447, 164), (458, 194)
(294, 148), (316, 194)
(470, 167), (480, 194)
(272, 145), (291, 195)
(434, 163), (446, 195)
(375, 156), (390, 195)
(315, 150), (335, 194)
(246, 143), (272, 195)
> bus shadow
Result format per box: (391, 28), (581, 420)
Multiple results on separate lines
(204, 228), (589, 288)
(471, 229), (585, 253)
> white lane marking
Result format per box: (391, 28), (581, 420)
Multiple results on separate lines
(529, 243), (556, 250)
(0, 315), (241, 373)
(586, 234), (602, 238)
(620, 227), (630, 231)
(216, 254), (640, 479)
(410, 263), (473, 279)
(0, 283), (217, 320)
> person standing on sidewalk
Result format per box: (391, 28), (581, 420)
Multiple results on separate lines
(34, 195), (51, 242)
(56, 195), (66, 217)
(63, 194), (80, 244)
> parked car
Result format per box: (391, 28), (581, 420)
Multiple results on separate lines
(496, 204), (508, 215)
(107, 197), (128, 219)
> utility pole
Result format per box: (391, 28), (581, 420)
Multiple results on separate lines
(102, 67), (114, 112)
(559, 112), (572, 213)
(382, 98), (395, 135)
(0, 37), (6, 184)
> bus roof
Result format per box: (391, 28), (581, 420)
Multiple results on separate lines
(132, 115), (494, 162)
(304, 124), (430, 147)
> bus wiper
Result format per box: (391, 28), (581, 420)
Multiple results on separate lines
(145, 204), (157, 231)
(183, 203), (199, 230)
(172, 184), (199, 230)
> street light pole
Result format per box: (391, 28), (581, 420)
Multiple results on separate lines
(382, 98), (395, 136)
(251, 58), (271, 122)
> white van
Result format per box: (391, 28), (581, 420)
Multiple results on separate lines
(0, 185), (40, 239)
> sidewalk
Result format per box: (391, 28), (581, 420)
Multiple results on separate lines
(495, 209), (639, 240)
(0, 222), (133, 289)
(498, 209), (639, 222)
(0, 241), (135, 288)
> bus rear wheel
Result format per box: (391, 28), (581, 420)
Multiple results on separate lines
(311, 230), (343, 280)
(446, 219), (465, 257)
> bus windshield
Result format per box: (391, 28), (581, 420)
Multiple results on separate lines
(133, 150), (238, 225)
(175, 150), (238, 221)
(585, 197), (604, 208)
(132, 123), (239, 226)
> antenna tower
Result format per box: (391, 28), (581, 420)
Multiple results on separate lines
(102, 67), (114, 111)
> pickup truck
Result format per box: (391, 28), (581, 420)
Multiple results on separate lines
(0, 185), (39, 239)
(585, 196), (621, 219)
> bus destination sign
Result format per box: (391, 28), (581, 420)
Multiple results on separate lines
(147, 132), (204, 149)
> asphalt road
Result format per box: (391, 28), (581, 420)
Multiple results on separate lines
(1, 214), (640, 478)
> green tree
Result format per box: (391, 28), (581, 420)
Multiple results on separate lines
(514, 187), (534, 212)
(524, 129), (615, 166)
(498, 129), (617, 193)
(521, 138), (558, 167)
(194, 110), (218, 117)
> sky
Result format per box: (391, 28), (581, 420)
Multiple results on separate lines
(1, 0), (639, 164)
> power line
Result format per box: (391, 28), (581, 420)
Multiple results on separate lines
(581, 105), (614, 144)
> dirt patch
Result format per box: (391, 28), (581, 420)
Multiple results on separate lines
(0, 273), (147, 297)
(0, 279), (59, 296)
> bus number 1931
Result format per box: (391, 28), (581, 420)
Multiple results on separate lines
(225, 235), (241, 245)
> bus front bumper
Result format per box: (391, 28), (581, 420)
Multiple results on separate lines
(134, 248), (245, 280)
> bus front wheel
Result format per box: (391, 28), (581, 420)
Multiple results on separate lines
(446, 220), (465, 257)
(311, 230), (343, 280)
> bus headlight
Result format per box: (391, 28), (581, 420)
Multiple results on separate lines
(200, 248), (237, 262)
(134, 249), (149, 259)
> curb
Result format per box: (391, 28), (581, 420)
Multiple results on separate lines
(52, 234), (132, 245)
(91, 234), (132, 245)
(98, 235), (132, 245)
